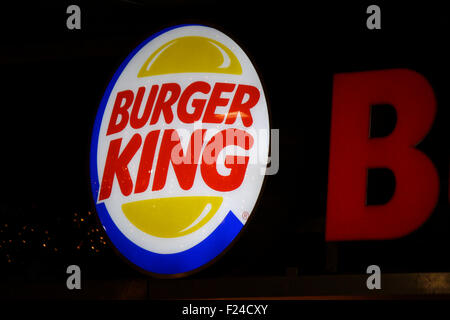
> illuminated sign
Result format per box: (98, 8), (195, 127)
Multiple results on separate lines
(90, 25), (269, 276)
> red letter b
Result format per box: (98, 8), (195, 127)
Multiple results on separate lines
(326, 69), (439, 241)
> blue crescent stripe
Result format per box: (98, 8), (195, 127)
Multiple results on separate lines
(98, 204), (243, 274)
(89, 24), (244, 275)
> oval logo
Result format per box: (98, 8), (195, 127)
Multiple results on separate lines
(90, 25), (269, 276)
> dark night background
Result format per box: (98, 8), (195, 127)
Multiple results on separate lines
(0, 0), (448, 291)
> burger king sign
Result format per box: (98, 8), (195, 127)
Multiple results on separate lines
(90, 25), (270, 276)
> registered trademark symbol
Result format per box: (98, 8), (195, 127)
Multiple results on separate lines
(242, 211), (249, 220)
